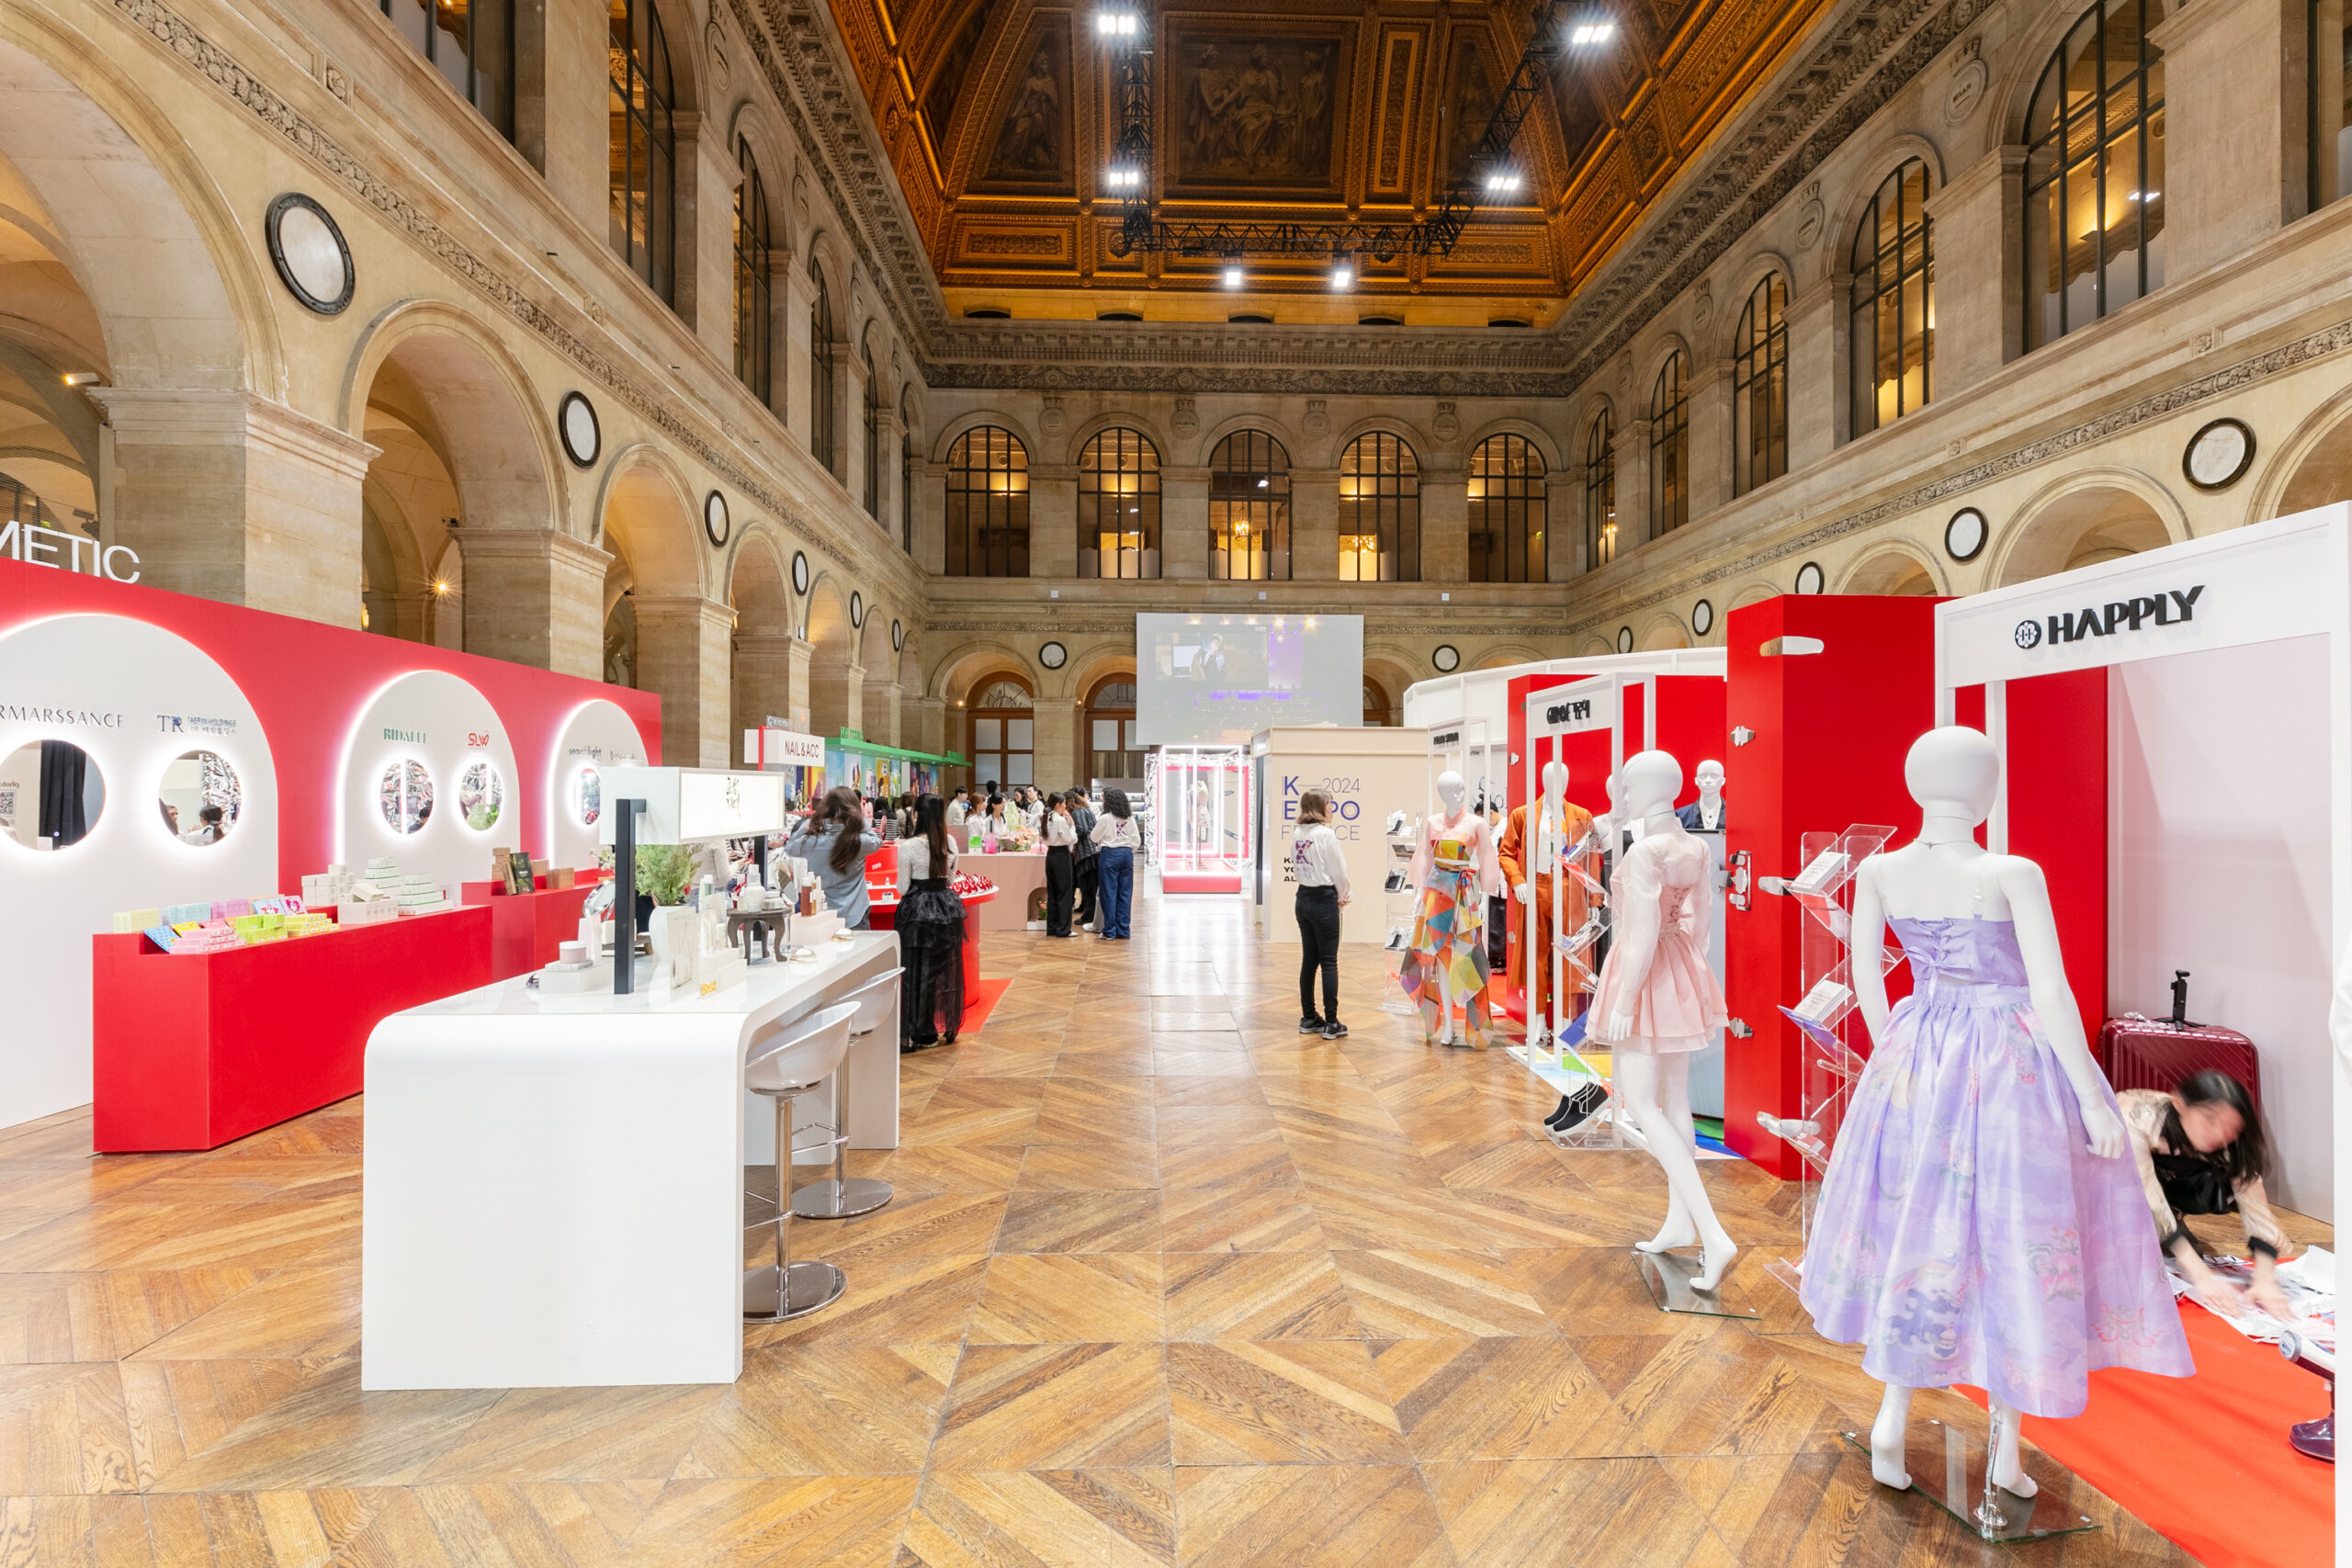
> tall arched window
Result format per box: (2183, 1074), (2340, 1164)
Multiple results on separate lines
(1732, 275), (1789, 497)
(899, 389), (915, 554)
(733, 141), (773, 404)
(2025, 0), (2167, 350)
(862, 344), (880, 516)
(1468, 434), (1545, 583)
(1649, 355), (1689, 537)
(1338, 433), (1420, 581)
(383, 0), (513, 136)
(944, 426), (1029, 577)
(1080, 429), (1161, 579)
(808, 261), (839, 475)
(1851, 160), (1934, 435)
(969, 677), (1034, 790)
(1208, 431), (1291, 581)
(607, 0), (675, 303)
(1084, 676), (1141, 781)
(1583, 410), (1617, 571)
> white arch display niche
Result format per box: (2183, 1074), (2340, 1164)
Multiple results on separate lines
(337, 670), (521, 898)
(547, 697), (652, 872)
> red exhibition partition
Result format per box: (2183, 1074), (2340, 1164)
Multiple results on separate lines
(1993, 669), (2111, 1054)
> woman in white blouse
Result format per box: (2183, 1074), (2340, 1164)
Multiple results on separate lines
(1043, 791), (1079, 937)
(1089, 788), (1141, 939)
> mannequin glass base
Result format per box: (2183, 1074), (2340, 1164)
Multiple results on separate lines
(1837, 1425), (2099, 1543)
(1634, 1248), (1761, 1319)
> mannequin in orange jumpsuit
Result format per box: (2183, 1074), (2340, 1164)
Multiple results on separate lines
(1497, 761), (1597, 1036)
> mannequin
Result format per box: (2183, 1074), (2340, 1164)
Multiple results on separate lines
(1401, 770), (1498, 1047)
(1589, 750), (1737, 1290)
(1804, 727), (2190, 1496)
(1498, 760), (1597, 1043)
(1676, 761), (1725, 832)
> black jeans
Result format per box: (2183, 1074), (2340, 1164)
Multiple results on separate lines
(1295, 885), (1340, 1021)
(1073, 855), (1099, 924)
(1046, 845), (1075, 935)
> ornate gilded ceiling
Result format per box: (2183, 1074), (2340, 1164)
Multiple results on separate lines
(827, 0), (1838, 313)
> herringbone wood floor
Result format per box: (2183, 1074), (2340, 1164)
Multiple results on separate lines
(0, 886), (2264, 1565)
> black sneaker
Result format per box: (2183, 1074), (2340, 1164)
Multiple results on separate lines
(1319, 1020), (1349, 1039)
(1299, 1015), (1326, 1033)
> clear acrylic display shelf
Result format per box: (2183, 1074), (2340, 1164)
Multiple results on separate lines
(1378, 819), (1419, 1016)
(1501, 818), (1617, 1149)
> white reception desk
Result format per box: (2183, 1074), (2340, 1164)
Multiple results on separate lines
(361, 933), (900, 1390)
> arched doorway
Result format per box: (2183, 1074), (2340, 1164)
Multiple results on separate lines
(1363, 678), (1390, 728)
(729, 537), (795, 747)
(805, 579), (856, 741)
(1843, 547), (1938, 595)
(1084, 674), (1141, 783)
(597, 455), (707, 761)
(1997, 483), (2173, 586)
(966, 674), (1034, 794)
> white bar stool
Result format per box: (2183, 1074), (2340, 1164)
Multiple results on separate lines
(742, 999), (858, 1322)
(790, 965), (904, 1220)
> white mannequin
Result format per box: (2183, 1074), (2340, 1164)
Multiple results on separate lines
(1595, 750), (1738, 1291)
(1516, 761), (1572, 1044)
(1690, 761), (1724, 830)
(1849, 726), (2122, 1495)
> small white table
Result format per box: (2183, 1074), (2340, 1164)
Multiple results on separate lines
(360, 934), (899, 1390)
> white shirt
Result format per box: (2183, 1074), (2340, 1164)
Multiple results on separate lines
(896, 834), (958, 892)
(1046, 813), (1077, 847)
(945, 799), (968, 827)
(1290, 823), (1351, 898)
(1091, 814), (1140, 850)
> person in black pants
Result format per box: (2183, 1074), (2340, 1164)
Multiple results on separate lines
(1069, 791), (1100, 929)
(1288, 789), (1352, 1039)
(1043, 791), (1079, 937)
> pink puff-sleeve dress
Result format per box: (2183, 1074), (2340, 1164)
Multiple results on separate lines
(1588, 828), (1725, 1053)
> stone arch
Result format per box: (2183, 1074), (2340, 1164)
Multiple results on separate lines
(1362, 650), (1416, 726)
(1459, 416), (1564, 471)
(1991, 468), (2186, 587)
(1062, 410), (1174, 468)
(1838, 539), (1946, 596)
(1995, 0), (2115, 147)
(1326, 412), (1433, 471)
(728, 527), (795, 746)
(725, 100), (798, 256)
(1575, 635), (1616, 657)
(1713, 249), (1797, 362)
(2255, 387), (2352, 521)
(802, 571), (859, 739)
(1637, 614), (1691, 651)
(1473, 641), (1548, 670)
(1193, 412), (1303, 470)
(1826, 132), (1949, 272)
(1644, 333), (1695, 392)
(1727, 581), (1782, 613)
(930, 641), (1039, 705)
(933, 408), (1041, 464)
(594, 446), (703, 702)
(804, 229), (854, 318)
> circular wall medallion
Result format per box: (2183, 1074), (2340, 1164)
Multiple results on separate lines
(1944, 506), (1989, 562)
(1793, 561), (1826, 595)
(790, 550), (810, 595)
(2184, 417), (2256, 491)
(558, 392), (601, 468)
(1039, 640), (1068, 670)
(702, 491), (729, 547)
(849, 591), (865, 628)
(890, 619), (904, 652)
(1616, 626), (1634, 654)
(265, 193), (355, 315)
(1690, 599), (1714, 638)
(1431, 644), (1461, 673)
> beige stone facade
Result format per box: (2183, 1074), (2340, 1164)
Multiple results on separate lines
(8, 0), (2352, 795)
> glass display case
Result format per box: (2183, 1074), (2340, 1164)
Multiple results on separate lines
(1153, 743), (1250, 894)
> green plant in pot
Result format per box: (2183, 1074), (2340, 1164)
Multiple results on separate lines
(632, 843), (695, 907)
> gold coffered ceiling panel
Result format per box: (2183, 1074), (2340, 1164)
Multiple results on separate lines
(839, 0), (1836, 315)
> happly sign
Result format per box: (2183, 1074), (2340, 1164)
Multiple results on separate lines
(2015, 586), (2202, 649)
(1, 520), (139, 582)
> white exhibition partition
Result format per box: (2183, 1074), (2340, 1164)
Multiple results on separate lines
(1401, 647), (1726, 738)
(547, 699), (653, 873)
(1254, 726), (1430, 945)
(1935, 505), (2351, 1225)
(337, 669), (523, 897)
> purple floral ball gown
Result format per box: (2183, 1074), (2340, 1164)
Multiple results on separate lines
(1800, 909), (2192, 1418)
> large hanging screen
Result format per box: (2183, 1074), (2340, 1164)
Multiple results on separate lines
(1135, 613), (1363, 745)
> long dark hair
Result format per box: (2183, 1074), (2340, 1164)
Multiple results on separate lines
(915, 792), (950, 871)
(816, 786), (866, 875)
(2176, 1069), (2269, 1186)
(1103, 787), (1131, 819)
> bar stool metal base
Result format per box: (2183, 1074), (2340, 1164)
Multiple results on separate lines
(742, 1260), (845, 1322)
(790, 1176), (895, 1219)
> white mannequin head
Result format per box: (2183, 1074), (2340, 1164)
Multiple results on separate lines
(1695, 760), (1725, 806)
(1904, 726), (2000, 829)
(1435, 770), (1466, 814)
(1619, 750), (1684, 819)
(1541, 759), (1568, 802)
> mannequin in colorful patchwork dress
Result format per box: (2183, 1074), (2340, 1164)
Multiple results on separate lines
(1401, 771), (1498, 1047)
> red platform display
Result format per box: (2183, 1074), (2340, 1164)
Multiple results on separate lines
(869, 886), (994, 1020)
(459, 879), (599, 980)
(91, 908), (492, 1153)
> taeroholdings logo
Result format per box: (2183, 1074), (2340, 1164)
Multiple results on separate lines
(1544, 697), (1594, 727)
(2017, 585), (2203, 651)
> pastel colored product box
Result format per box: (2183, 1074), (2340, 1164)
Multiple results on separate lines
(114, 908), (162, 933)
(141, 926), (179, 953)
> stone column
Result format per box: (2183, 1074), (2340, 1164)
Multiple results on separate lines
(2152, 0), (2299, 281)
(732, 632), (801, 760)
(458, 528), (608, 677)
(1686, 359), (1734, 519)
(860, 677), (901, 747)
(672, 112), (729, 340)
(1785, 275), (1838, 473)
(1029, 463), (1078, 576)
(1032, 694), (1077, 794)
(782, 265), (818, 456)
(88, 389), (379, 627)
(632, 594), (735, 766)
(1544, 470), (1578, 582)
(1419, 462), (1468, 581)
(846, 349), (872, 513)
(1161, 466), (1209, 579)
(1615, 418), (1654, 548)
(906, 695), (945, 757)
(808, 655), (863, 740)
(873, 402), (903, 542)
(1925, 147), (2025, 398)
(915, 460), (945, 574)
(1292, 468), (1339, 581)
(514, 0), (608, 231)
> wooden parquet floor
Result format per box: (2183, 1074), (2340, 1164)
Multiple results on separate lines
(0, 888), (2236, 1565)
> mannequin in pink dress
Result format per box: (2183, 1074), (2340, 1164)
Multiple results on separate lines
(1591, 750), (1737, 1290)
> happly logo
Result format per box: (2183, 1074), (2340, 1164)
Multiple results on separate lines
(2020, 585), (2204, 649)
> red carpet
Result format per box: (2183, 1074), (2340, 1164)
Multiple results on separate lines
(1965, 1303), (2332, 1568)
(956, 976), (1014, 1036)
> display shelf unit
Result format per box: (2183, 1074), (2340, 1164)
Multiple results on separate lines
(1379, 813), (1419, 1015)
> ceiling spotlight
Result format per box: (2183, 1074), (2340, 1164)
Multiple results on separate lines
(60, 371), (100, 387)
(1094, 7), (1138, 37)
(1105, 165), (1142, 191)
(1329, 250), (1354, 289)
(1568, 19), (1616, 45)
(1222, 259), (1245, 288)
(1483, 168), (1524, 195)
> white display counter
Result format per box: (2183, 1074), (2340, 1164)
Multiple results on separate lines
(360, 932), (900, 1391)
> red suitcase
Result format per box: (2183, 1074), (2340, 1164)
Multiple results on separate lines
(2096, 970), (2261, 1118)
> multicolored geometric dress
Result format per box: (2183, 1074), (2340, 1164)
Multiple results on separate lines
(1399, 815), (1493, 1049)
(1799, 913), (2193, 1418)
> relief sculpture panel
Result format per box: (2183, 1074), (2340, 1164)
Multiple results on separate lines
(980, 27), (1074, 188)
(1169, 32), (1345, 189)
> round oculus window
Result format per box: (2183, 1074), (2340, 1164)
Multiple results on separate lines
(890, 619), (904, 652)
(1945, 506), (1989, 562)
(849, 591), (865, 628)
(1039, 640), (1068, 670)
(559, 392), (601, 468)
(266, 194), (355, 315)
(1431, 644), (1461, 672)
(2184, 417), (2256, 491)
(1793, 561), (1826, 595)
(1616, 626), (1634, 654)
(702, 491), (729, 547)
(1690, 599), (1715, 638)
(791, 551), (810, 595)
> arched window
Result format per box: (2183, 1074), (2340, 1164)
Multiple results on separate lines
(606, 0), (675, 303)
(1338, 433), (1421, 581)
(808, 260), (839, 475)
(1851, 160), (1934, 435)
(733, 141), (773, 404)
(1363, 679), (1390, 728)
(1085, 676), (1141, 782)
(1732, 275), (1789, 497)
(383, 0), (512, 136)
(1208, 431), (1291, 581)
(969, 676), (1034, 790)
(862, 343), (880, 516)
(1080, 429), (1161, 579)
(1468, 434), (1545, 583)
(1583, 410), (1617, 571)
(944, 426), (1029, 577)
(2025, 0), (2167, 350)
(899, 389), (914, 554)
(1650, 355), (1689, 537)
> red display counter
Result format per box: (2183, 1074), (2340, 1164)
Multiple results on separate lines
(91, 907), (492, 1153)
(459, 874), (603, 980)
(870, 886), (995, 1009)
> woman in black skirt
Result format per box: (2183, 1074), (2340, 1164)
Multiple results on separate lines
(896, 793), (967, 1049)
